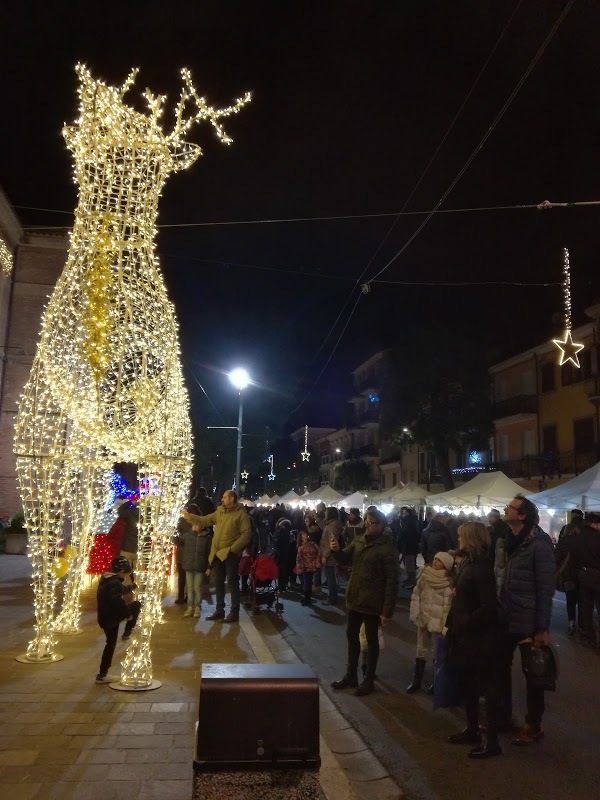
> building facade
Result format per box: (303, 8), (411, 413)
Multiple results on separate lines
(490, 310), (600, 490)
(0, 188), (68, 514)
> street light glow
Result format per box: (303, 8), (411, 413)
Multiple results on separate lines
(229, 367), (250, 391)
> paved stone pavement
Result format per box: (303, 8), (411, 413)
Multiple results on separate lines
(0, 555), (403, 800)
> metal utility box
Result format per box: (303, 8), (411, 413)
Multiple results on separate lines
(194, 663), (320, 771)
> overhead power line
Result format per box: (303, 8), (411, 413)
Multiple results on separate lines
(17, 198), (600, 232)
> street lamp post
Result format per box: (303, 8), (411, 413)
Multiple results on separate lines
(229, 368), (250, 493)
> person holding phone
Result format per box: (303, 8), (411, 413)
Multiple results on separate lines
(329, 508), (399, 696)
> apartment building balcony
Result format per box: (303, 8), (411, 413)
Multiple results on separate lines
(496, 448), (599, 481)
(492, 394), (538, 421)
(346, 444), (379, 459)
(355, 408), (380, 427)
(353, 374), (380, 395)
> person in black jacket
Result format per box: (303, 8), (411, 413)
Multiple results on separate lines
(496, 495), (555, 746)
(567, 512), (600, 645)
(399, 507), (421, 589)
(446, 522), (502, 759)
(95, 556), (141, 684)
(421, 514), (453, 564)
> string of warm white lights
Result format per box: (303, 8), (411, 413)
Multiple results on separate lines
(301, 425), (310, 461)
(552, 247), (584, 369)
(14, 64), (250, 685)
(0, 238), (13, 277)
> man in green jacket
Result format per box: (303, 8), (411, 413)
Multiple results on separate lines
(330, 508), (399, 696)
(181, 490), (251, 623)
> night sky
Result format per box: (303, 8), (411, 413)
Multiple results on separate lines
(2, 1), (599, 454)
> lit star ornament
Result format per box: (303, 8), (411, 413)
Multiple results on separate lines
(241, 470), (249, 481)
(552, 247), (584, 368)
(553, 329), (584, 368)
(301, 424), (310, 461)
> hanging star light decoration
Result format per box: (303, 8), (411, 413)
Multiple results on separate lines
(241, 469), (249, 481)
(552, 248), (584, 368)
(268, 454), (276, 480)
(301, 424), (310, 461)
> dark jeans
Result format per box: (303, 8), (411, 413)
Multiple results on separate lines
(99, 601), (141, 676)
(301, 571), (314, 601)
(564, 587), (579, 624)
(462, 666), (501, 737)
(177, 565), (187, 602)
(323, 565), (338, 603)
(346, 609), (380, 679)
(497, 634), (545, 729)
(213, 553), (241, 614)
(579, 585), (600, 635)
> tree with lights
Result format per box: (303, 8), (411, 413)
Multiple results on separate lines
(13, 65), (250, 687)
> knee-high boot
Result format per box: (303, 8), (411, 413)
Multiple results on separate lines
(406, 658), (426, 693)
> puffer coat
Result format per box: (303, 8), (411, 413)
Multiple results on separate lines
(174, 524), (211, 573)
(332, 531), (399, 617)
(409, 566), (453, 633)
(296, 541), (320, 574)
(499, 526), (555, 636)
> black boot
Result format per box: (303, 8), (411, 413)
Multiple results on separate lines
(469, 733), (502, 759)
(448, 727), (481, 744)
(331, 669), (359, 690)
(406, 658), (426, 693)
(355, 676), (375, 696)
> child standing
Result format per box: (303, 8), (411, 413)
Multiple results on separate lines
(295, 530), (320, 606)
(174, 520), (211, 618)
(406, 551), (454, 694)
(96, 555), (141, 684)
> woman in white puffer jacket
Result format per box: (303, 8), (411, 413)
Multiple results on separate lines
(406, 551), (455, 693)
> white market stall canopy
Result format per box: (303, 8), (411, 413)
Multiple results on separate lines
(257, 494), (272, 505)
(527, 461), (600, 511)
(389, 482), (429, 505)
(426, 471), (531, 509)
(304, 485), (344, 504)
(278, 489), (301, 504)
(333, 491), (368, 509)
(270, 494), (281, 505)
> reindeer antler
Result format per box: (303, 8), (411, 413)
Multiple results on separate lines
(167, 68), (251, 144)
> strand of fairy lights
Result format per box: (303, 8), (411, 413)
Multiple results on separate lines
(0, 238), (13, 277)
(552, 247), (584, 368)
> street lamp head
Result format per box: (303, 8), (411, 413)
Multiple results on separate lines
(229, 367), (250, 391)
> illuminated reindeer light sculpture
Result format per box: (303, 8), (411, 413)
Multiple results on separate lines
(14, 65), (250, 688)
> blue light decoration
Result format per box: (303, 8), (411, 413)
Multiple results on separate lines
(107, 470), (138, 508)
(368, 393), (379, 403)
(468, 451), (483, 465)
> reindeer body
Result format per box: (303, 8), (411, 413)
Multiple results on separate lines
(14, 66), (249, 686)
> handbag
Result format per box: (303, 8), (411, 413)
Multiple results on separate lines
(520, 642), (559, 691)
(432, 634), (463, 709)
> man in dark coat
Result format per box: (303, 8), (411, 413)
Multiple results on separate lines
(399, 507), (421, 588)
(329, 508), (399, 696)
(496, 495), (555, 746)
(421, 514), (453, 564)
(567, 512), (600, 645)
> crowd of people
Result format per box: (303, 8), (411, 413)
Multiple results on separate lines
(94, 488), (600, 761)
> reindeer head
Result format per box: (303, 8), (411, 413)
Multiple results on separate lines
(63, 64), (251, 177)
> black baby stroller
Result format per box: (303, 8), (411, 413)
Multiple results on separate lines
(244, 553), (284, 615)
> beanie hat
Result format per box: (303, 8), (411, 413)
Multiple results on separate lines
(434, 552), (454, 572)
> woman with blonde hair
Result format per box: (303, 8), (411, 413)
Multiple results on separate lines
(445, 521), (502, 759)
